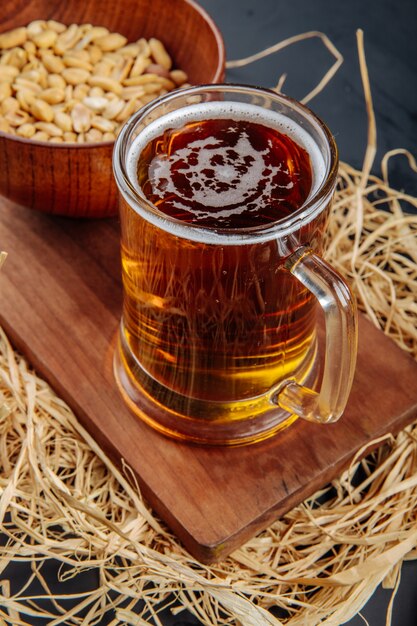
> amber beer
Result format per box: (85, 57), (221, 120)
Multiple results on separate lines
(116, 100), (330, 441)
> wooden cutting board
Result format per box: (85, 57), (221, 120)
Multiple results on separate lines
(1, 198), (417, 563)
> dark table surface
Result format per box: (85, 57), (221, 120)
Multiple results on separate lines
(3, 0), (417, 624)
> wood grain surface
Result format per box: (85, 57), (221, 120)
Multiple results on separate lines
(1, 199), (417, 563)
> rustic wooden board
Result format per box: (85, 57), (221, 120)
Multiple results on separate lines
(1, 198), (417, 563)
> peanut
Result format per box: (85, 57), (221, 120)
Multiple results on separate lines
(29, 97), (54, 122)
(73, 83), (90, 100)
(64, 84), (73, 101)
(116, 97), (138, 123)
(20, 69), (44, 85)
(121, 85), (146, 100)
(32, 130), (48, 141)
(63, 54), (93, 72)
(94, 33), (127, 52)
(54, 110), (73, 132)
(47, 73), (66, 89)
(92, 60), (112, 77)
(63, 131), (77, 142)
(1, 96), (19, 114)
(62, 67), (90, 85)
(2, 47), (27, 69)
(87, 44), (103, 64)
(169, 69), (188, 86)
(13, 77), (42, 93)
(119, 44), (140, 57)
(111, 56), (133, 82)
(85, 127), (103, 142)
(102, 98), (124, 120)
(71, 102), (91, 133)
(145, 63), (170, 79)
(148, 38), (172, 70)
(83, 95), (108, 113)
(47, 20), (67, 34)
(32, 30), (58, 49)
(0, 28), (27, 50)
(39, 87), (65, 104)
(141, 82), (168, 95)
(89, 86), (105, 98)
(0, 118), (12, 133)
(88, 75), (122, 95)
(16, 89), (35, 112)
(23, 41), (37, 56)
(123, 73), (167, 86)
(77, 26), (109, 48)
(90, 115), (115, 133)
(5, 109), (29, 126)
(34, 121), (63, 136)
(27, 21), (47, 38)
(0, 65), (19, 82)
(41, 52), (65, 73)
(136, 38), (151, 57)
(54, 24), (82, 54)
(16, 122), (36, 137)
(129, 54), (150, 78)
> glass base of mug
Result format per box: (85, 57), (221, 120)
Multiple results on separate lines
(113, 327), (319, 446)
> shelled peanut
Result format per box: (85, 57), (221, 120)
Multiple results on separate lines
(0, 21), (189, 143)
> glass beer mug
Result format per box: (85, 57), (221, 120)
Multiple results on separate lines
(113, 85), (357, 445)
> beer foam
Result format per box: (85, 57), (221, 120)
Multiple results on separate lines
(125, 102), (328, 243)
(148, 129), (297, 222)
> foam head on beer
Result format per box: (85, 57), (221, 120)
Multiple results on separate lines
(127, 102), (326, 231)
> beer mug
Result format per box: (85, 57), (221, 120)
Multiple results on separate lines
(113, 84), (358, 445)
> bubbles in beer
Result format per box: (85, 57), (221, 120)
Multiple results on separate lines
(136, 116), (313, 228)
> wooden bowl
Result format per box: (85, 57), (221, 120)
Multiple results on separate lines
(0, 0), (225, 217)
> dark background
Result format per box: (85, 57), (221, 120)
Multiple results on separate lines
(3, 0), (417, 624)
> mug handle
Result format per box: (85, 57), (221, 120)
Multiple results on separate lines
(273, 246), (358, 424)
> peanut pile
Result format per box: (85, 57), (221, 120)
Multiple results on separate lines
(0, 20), (189, 143)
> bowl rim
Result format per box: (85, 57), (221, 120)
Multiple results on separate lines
(0, 0), (226, 150)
